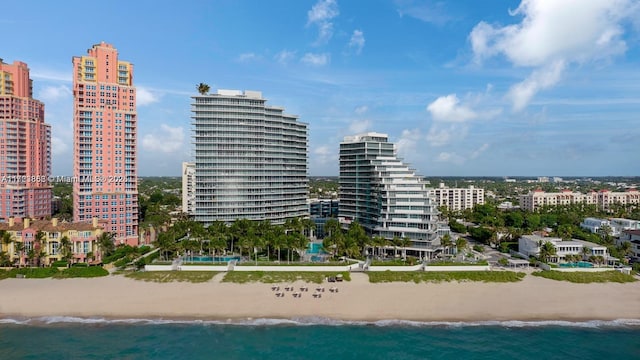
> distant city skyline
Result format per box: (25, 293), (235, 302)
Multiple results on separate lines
(2, 0), (639, 177)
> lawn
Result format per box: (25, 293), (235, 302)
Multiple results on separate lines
(234, 261), (355, 267)
(0, 267), (59, 279)
(124, 271), (217, 283)
(427, 260), (489, 266)
(222, 271), (351, 284)
(532, 270), (637, 283)
(367, 271), (526, 283)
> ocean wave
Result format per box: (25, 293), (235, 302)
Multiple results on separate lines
(1, 316), (639, 328)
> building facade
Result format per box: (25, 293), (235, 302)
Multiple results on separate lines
(182, 162), (196, 214)
(0, 217), (106, 266)
(339, 133), (445, 258)
(72, 42), (138, 245)
(0, 60), (52, 219)
(191, 89), (308, 225)
(518, 234), (610, 263)
(429, 183), (485, 211)
(617, 230), (640, 261)
(519, 189), (640, 211)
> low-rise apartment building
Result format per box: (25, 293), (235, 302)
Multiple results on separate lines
(519, 189), (639, 211)
(518, 234), (609, 263)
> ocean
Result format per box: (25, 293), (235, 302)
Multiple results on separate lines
(0, 317), (638, 359)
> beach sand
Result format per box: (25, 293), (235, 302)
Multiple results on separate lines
(1, 272), (639, 322)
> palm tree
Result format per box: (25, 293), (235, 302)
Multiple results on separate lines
(538, 241), (557, 264)
(14, 241), (24, 267)
(197, 83), (210, 95)
(1, 231), (14, 263)
(97, 232), (116, 262)
(401, 237), (412, 260)
(34, 231), (47, 267)
(440, 234), (453, 256)
(618, 241), (632, 262)
(60, 236), (73, 264)
(392, 236), (401, 258)
(455, 237), (467, 254)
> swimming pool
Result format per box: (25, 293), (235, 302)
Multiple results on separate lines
(187, 256), (241, 263)
(307, 243), (326, 254)
(559, 261), (594, 268)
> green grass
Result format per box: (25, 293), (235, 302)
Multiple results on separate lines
(370, 260), (419, 266)
(124, 271), (217, 283)
(53, 266), (109, 278)
(427, 260), (489, 266)
(532, 270), (637, 283)
(0, 267), (59, 279)
(367, 271), (526, 283)
(222, 271), (351, 284)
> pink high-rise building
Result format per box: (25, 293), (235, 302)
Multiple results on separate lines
(72, 42), (138, 245)
(0, 59), (52, 219)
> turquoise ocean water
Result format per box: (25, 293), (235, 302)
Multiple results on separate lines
(1, 317), (638, 359)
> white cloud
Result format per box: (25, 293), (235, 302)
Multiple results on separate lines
(237, 53), (259, 62)
(349, 30), (365, 54)
(396, 129), (423, 157)
(38, 85), (71, 103)
(426, 124), (468, 147)
(470, 143), (490, 159)
(137, 87), (160, 107)
(508, 60), (565, 111)
(313, 145), (335, 165)
(301, 53), (330, 66)
(354, 105), (368, 115)
(436, 152), (465, 165)
(347, 119), (371, 134)
(395, 0), (453, 26)
(427, 94), (477, 122)
(51, 136), (70, 157)
(275, 50), (297, 64)
(141, 124), (185, 153)
(469, 0), (638, 110)
(307, 0), (339, 44)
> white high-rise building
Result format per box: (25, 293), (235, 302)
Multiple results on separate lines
(339, 133), (446, 259)
(182, 162), (196, 214)
(191, 90), (308, 225)
(429, 183), (485, 211)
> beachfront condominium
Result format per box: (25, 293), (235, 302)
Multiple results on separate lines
(519, 189), (640, 212)
(191, 89), (308, 225)
(0, 59), (52, 219)
(339, 133), (445, 259)
(182, 161), (196, 214)
(72, 42), (138, 245)
(429, 183), (485, 211)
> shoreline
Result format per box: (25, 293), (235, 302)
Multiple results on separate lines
(1, 273), (640, 323)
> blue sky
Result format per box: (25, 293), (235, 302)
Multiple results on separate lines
(3, 0), (640, 177)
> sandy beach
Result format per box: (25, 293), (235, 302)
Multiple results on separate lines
(1, 272), (639, 322)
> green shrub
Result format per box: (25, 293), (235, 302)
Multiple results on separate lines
(532, 270), (637, 283)
(51, 260), (69, 267)
(368, 271), (525, 283)
(0, 267), (60, 279)
(72, 262), (89, 267)
(473, 245), (484, 253)
(54, 266), (109, 278)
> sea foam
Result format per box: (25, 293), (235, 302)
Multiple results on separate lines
(1, 316), (640, 328)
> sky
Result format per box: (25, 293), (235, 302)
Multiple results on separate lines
(2, 0), (640, 177)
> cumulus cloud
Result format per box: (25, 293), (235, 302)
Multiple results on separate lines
(347, 119), (371, 134)
(354, 105), (368, 115)
(51, 136), (70, 157)
(436, 152), (465, 165)
(237, 53), (259, 62)
(349, 30), (365, 54)
(313, 145), (335, 165)
(396, 129), (423, 157)
(469, 0), (638, 111)
(275, 50), (297, 64)
(301, 53), (330, 66)
(426, 124), (468, 147)
(307, 0), (339, 44)
(137, 87), (160, 107)
(470, 143), (490, 159)
(141, 124), (185, 153)
(38, 85), (72, 103)
(427, 94), (477, 122)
